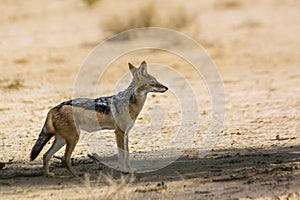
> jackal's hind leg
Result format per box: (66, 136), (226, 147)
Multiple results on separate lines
(43, 135), (65, 177)
(62, 135), (79, 177)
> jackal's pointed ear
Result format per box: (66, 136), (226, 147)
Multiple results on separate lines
(128, 63), (137, 76)
(139, 61), (147, 76)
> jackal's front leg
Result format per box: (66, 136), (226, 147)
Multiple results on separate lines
(115, 129), (132, 173)
(124, 132), (133, 171)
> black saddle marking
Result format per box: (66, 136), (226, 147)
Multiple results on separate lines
(54, 97), (112, 115)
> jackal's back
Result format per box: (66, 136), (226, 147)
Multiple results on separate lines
(54, 97), (112, 115)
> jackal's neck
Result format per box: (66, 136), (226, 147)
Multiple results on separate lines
(116, 81), (135, 99)
(117, 79), (139, 95)
(116, 80), (147, 119)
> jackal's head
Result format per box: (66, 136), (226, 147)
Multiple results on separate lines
(129, 61), (168, 95)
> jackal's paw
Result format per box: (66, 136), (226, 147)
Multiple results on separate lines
(45, 172), (55, 178)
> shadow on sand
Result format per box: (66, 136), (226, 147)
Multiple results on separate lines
(1, 144), (299, 198)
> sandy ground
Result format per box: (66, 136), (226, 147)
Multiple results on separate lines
(0, 0), (299, 199)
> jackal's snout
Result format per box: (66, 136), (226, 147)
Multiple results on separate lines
(154, 83), (168, 93)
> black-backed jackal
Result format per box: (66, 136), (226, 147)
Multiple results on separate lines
(30, 61), (168, 177)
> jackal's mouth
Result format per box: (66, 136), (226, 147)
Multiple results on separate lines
(154, 86), (168, 93)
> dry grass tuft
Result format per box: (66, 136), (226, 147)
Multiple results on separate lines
(4, 78), (25, 90)
(215, 0), (244, 9)
(100, 2), (156, 34)
(135, 180), (167, 193)
(103, 173), (135, 200)
(168, 7), (198, 30)
(14, 58), (29, 65)
(82, 0), (101, 7)
(77, 172), (172, 199)
(99, 0), (199, 35)
(77, 172), (135, 200)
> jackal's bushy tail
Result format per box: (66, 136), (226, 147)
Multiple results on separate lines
(30, 129), (53, 161)
(30, 112), (55, 161)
